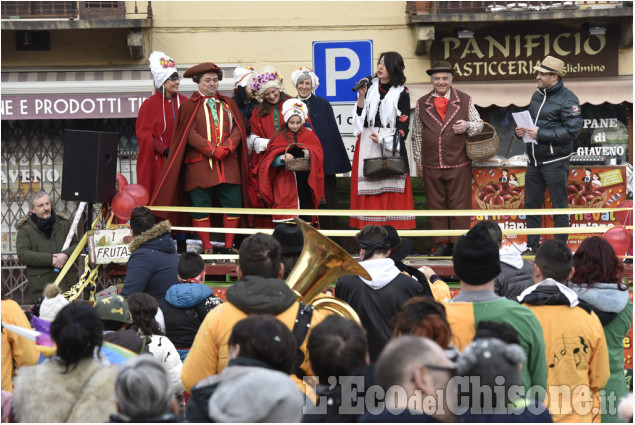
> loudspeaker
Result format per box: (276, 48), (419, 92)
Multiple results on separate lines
(61, 130), (118, 203)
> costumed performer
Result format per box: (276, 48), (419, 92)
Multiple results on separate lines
(150, 62), (251, 254)
(232, 66), (259, 134)
(292, 66), (351, 228)
(246, 66), (292, 208)
(258, 99), (324, 225)
(349, 51), (415, 229)
(136, 51), (188, 197)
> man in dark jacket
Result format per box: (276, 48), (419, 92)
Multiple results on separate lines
(515, 56), (583, 255)
(120, 206), (178, 302)
(335, 226), (423, 362)
(16, 191), (78, 303)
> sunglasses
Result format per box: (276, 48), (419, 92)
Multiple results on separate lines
(168, 75), (181, 82)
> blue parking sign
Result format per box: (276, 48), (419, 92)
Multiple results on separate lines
(313, 40), (373, 103)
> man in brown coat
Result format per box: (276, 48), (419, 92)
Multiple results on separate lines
(411, 61), (483, 256)
(151, 63), (251, 254)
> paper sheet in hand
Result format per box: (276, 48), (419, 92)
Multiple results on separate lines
(512, 111), (537, 144)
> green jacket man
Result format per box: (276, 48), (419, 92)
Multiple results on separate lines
(16, 191), (78, 303)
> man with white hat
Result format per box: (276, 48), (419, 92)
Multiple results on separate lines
(515, 55), (582, 255)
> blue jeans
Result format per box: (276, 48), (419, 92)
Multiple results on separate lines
(524, 158), (570, 249)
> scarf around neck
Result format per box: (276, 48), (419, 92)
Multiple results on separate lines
(362, 79), (404, 128)
(30, 211), (56, 239)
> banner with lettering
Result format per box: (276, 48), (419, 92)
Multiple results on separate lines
(431, 23), (617, 81)
(471, 165), (628, 252)
(1, 93), (149, 120)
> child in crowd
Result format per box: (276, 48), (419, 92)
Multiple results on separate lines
(158, 252), (222, 361)
(257, 98), (324, 224)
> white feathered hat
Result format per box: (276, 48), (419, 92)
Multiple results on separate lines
(291, 67), (319, 92)
(233, 66), (255, 89)
(149, 51), (178, 89)
(281, 99), (308, 124)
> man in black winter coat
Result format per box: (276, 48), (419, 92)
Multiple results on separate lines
(335, 226), (423, 362)
(515, 55), (582, 255)
(120, 206), (178, 302)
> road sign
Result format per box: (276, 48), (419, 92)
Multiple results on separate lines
(313, 40), (373, 103)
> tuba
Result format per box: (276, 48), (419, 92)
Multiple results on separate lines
(286, 218), (370, 324)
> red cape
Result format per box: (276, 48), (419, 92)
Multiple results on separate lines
(257, 127), (324, 221)
(135, 92), (188, 196)
(150, 92), (251, 226)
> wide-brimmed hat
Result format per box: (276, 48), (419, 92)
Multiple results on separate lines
(184, 62), (223, 80)
(383, 225), (414, 263)
(534, 55), (565, 77)
(426, 61), (454, 76)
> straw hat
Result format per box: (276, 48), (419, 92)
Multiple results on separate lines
(534, 55), (565, 77)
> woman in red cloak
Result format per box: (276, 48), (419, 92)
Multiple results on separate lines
(258, 99), (324, 225)
(246, 67), (292, 208)
(135, 51), (188, 197)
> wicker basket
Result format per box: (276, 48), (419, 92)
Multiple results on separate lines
(474, 180), (524, 210)
(284, 143), (310, 172)
(466, 122), (499, 161)
(567, 180), (607, 208)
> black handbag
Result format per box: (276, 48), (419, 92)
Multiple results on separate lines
(362, 131), (407, 178)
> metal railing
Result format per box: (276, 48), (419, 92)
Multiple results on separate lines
(1, 1), (152, 20)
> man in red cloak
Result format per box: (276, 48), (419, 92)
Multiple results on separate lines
(150, 62), (251, 254)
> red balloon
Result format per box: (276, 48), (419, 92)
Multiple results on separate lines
(614, 200), (633, 226)
(112, 191), (139, 222)
(629, 230), (633, 256)
(603, 226), (633, 256)
(115, 173), (128, 191)
(121, 184), (149, 206)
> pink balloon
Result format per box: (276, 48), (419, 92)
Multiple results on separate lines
(603, 226), (633, 256)
(121, 184), (150, 206)
(614, 200), (633, 226)
(115, 173), (128, 191)
(629, 229), (633, 256)
(111, 191), (139, 222)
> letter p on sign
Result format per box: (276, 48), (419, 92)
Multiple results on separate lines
(313, 40), (373, 103)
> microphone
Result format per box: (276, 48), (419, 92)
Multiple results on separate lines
(352, 76), (373, 92)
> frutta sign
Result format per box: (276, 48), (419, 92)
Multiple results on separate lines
(88, 228), (133, 264)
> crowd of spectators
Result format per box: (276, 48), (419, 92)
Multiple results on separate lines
(2, 218), (632, 423)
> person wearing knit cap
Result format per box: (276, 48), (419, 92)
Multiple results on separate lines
(232, 66), (259, 134)
(518, 239), (609, 422)
(38, 283), (70, 322)
(150, 62), (251, 255)
(335, 225), (424, 362)
(292, 67), (351, 229)
(433, 222), (548, 402)
(244, 66), (293, 209)
(257, 99), (324, 226)
(411, 60), (484, 257)
(135, 51), (188, 197)
(456, 337), (553, 422)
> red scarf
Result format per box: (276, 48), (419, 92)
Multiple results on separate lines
(433, 96), (449, 121)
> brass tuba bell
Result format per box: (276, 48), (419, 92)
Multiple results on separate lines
(286, 218), (370, 324)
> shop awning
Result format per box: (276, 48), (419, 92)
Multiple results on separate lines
(0, 66), (237, 120)
(408, 76), (633, 109)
